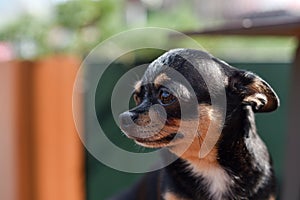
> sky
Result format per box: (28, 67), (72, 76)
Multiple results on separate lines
(0, 0), (68, 28)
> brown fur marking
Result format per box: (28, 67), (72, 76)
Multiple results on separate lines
(133, 104), (222, 164)
(134, 80), (142, 93)
(134, 112), (151, 126)
(246, 78), (277, 112)
(154, 73), (170, 88)
(169, 105), (220, 168)
(269, 195), (276, 200)
(163, 192), (188, 200)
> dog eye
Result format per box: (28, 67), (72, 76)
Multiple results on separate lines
(158, 89), (176, 105)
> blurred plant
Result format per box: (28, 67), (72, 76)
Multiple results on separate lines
(0, 0), (293, 62)
(0, 0), (125, 58)
(147, 1), (199, 30)
(54, 0), (125, 54)
(0, 14), (51, 59)
(0, 0), (203, 59)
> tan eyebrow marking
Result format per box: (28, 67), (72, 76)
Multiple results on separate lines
(154, 73), (171, 88)
(134, 80), (142, 93)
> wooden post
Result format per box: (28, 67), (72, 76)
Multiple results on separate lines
(0, 55), (85, 200)
(0, 61), (19, 200)
(32, 55), (85, 200)
(282, 39), (300, 200)
(15, 61), (35, 200)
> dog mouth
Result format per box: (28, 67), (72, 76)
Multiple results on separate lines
(131, 132), (183, 147)
(119, 110), (184, 147)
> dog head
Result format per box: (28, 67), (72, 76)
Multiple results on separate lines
(119, 49), (279, 150)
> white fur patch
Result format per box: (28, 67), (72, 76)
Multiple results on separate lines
(187, 163), (232, 200)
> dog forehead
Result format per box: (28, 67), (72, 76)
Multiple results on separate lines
(142, 59), (168, 83)
(141, 49), (224, 84)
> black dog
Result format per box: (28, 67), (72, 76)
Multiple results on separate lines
(115, 49), (279, 200)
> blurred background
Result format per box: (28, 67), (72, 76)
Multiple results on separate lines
(0, 0), (299, 200)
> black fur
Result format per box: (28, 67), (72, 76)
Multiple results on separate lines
(114, 49), (278, 200)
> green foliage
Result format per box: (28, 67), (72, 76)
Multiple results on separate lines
(53, 0), (125, 55)
(0, 0), (295, 61)
(0, 14), (51, 57)
(56, 0), (102, 29)
(0, 0), (126, 58)
(147, 1), (199, 30)
(55, 0), (124, 32)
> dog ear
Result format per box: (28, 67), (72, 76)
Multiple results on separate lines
(229, 71), (279, 112)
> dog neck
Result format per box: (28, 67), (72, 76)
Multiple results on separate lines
(217, 105), (275, 198)
(162, 105), (275, 200)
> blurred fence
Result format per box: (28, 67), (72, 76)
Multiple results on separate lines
(0, 56), (85, 200)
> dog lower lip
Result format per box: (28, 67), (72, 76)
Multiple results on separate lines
(134, 133), (183, 144)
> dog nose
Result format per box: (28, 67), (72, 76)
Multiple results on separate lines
(119, 111), (137, 129)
